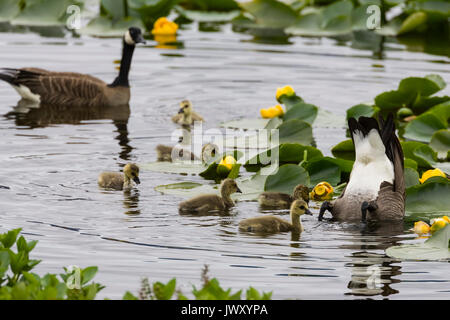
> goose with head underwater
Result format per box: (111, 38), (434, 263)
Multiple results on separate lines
(0, 27), (145, 107)
(318, 115), (405, 222)
(172, 100), (204, 126)
(98, 163), (140, 191)
(239, 200), (312, 233)
(179, 178), (241, 214)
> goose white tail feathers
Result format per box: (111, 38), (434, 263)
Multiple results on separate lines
(345, 115), (403, 198)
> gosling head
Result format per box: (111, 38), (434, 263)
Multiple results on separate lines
(293, 184), (309, 202)
(221, 178), (242, 195)
(123, 163), (140, 184)
(290, 200), (312, 217)
(178, 100), (193, 115)
(201, 143), (219, 164)
(124, 27), (146, 45)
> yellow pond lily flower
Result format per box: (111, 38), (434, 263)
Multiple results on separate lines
(152, 17), (178, 36)
(260, 105), (284, 119)
(276, 85), (295, 102)
(419, 168), (446, 184)
(430, 218), (449, 234)
(413, 221), (430, 235)
(309, 181), (334, 201)
(219, 155), (236, 171)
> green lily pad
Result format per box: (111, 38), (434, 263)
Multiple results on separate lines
(128, 0), (178, 28)
(403, 113), (447, 143)
(331, 139), (355, 161)
(346, 104), (375, 121)
(279, 94), (304, 110)
(245, 143), (323, 167)
(175, 5), (241, 21)
(0, 0), (20, 22)
(141, 160), (207, 175)
(11, 0), (74, 26)
(283, 102), (319, 125)
(154, 182), (217, 198)
(183, 0), (240, 11)
(398, 11), (427, 35)
(220, 118), (269, 130)
(374, 74), (447, 113)
(264, 164), (310, 194)
(78, 16), (145, 37)
(404, 158), (418, 170)
(401, 141), (437, 168)
(430, 129), (450, 160)
(386, 224), (450, 261)
(405, 177), (450, 221)
(239, 0), (299, 28)
(404, 167), (420, 188)
(304, 158), (341, 187)
(277, 119), (313, 145)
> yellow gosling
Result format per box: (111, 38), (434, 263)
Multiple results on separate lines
(239, 200), (312, 233)
(98, 163), (140, 191)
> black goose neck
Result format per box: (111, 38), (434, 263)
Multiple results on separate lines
(108, 39), (135, 88)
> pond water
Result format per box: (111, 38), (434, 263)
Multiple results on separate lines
(0, 23), (449, 299)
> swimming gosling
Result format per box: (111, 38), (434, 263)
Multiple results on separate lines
(258, 184), (309, 209)
(98, 163), (140, 191)
(172, 100), (204, 126)
(318, 115), (405, 222)
(239, 200), (312, 233)
(179, 178), (241, 214)
(0, 27), (145, 107)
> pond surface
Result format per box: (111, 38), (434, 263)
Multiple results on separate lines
(0, 23), (449, 299)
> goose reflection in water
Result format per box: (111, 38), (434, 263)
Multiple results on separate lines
(344, 220), (405, 297)
(3, 99), (134, 161)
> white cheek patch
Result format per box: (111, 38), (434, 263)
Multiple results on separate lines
(124, 31), (134, 45)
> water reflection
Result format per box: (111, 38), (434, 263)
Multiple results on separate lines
(343, 221), (404, 297)
(123, 189), (141, 215)
(345, 252), (401, 297)
(3, 100), (133, 160)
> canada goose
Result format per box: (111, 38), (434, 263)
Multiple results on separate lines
(258, 184), (309, 208)
(318, 115), (405, 222)
(156, 143), (218, 162)
(239, 200), (312, 233)
(179, 178), (241, 214)
(0, 27), (145, 107)
(98, 163), (140, 191)
(171, 100), (204, 125)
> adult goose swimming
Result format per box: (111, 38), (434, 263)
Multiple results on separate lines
(0, 27), (145, 107)
(318, 115), (405, 222)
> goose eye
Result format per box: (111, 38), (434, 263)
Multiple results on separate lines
(300, 205), (305, 210)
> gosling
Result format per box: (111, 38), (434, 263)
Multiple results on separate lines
(172, 100), (204, 126)
(98, 163), (140, 191)
(258, 184), (309, 209)
(179, 178), (241, 214)
(156, 143), (218, 163)
(239, 200), (312, 233)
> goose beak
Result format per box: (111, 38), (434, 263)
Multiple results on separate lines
(133, 177), (141, 184)
(305, 208), (313, 215)
(178, 108), (184, 114)
(136, 35), (146, 44)
(236, 187), (242, 193)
